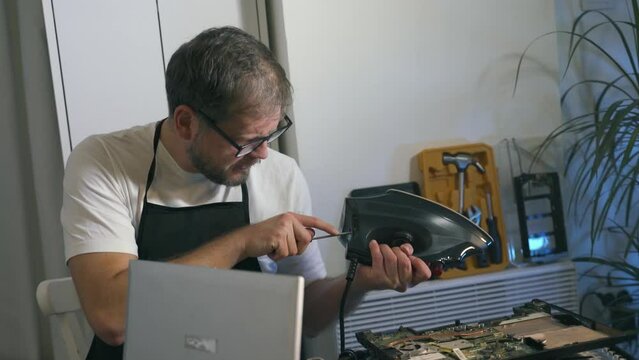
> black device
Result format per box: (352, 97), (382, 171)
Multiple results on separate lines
(513, 172), (567, 259)
(349, 181), (422, 198)
(338, 189), (494, 271)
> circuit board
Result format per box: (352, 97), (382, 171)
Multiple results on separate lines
(355, 300), (633, 360)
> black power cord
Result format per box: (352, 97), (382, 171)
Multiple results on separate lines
(339, 259), (359, 357)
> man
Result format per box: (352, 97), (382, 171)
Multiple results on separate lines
(62, 26), (431, 359)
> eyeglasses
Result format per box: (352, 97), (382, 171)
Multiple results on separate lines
(196, 110), (292, 157)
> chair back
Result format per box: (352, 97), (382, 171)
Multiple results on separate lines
(36, 277), (93, 360)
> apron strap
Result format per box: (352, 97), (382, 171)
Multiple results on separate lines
(142, 119), (164, 205)
(241, 182), (250, 223)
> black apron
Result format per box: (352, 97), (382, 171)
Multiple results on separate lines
(86, 120), (261, 359)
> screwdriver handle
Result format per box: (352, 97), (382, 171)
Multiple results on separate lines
(487, 216), (502, 264)
(486, 192), (503, 264)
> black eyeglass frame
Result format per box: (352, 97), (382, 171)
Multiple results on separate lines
(196, 110), (292, 158)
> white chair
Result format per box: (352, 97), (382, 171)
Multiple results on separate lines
(36, 277), (93, 360)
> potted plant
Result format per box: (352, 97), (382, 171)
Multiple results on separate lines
(515, 0), (639, 337)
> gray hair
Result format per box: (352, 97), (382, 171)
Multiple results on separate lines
(165, 26), (291, 122)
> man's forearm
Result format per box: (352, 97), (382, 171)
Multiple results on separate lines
(170, 231), (245, 268)
(69, 253), (134, 346)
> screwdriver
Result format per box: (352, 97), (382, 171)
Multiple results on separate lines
(486, 191), (503, 264)
(312, 231), (351, 240)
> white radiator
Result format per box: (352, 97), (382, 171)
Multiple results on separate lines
(337, 261), (578, 350)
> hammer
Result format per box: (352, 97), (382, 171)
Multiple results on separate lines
(442, 152), (486, 213)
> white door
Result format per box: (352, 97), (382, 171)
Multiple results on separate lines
(42, 0), (168, 162)
(42, 0), (265, 163)
(158, 0), (264, 65)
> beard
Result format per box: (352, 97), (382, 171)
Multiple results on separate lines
(187, 134), (257, 187)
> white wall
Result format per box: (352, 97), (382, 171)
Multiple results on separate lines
(268, 2), (565, 356)
(273, 0), (564, 276)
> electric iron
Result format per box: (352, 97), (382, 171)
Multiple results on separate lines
(338, 189), (493, 272)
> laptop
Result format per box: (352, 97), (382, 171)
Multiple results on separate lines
(123, 260), (304, 360)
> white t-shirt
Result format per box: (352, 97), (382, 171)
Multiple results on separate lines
(61, 122), (327, 283)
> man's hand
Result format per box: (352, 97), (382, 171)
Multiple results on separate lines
(236, 212), (338, 261)
(302, 239), (432, 335)
(354, 240), (431, 292)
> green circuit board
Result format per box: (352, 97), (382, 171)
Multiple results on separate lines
(357, 323), (538, 359)
(355, 300), (631, 360)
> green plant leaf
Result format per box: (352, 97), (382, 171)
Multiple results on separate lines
(574, 257), (639, 278)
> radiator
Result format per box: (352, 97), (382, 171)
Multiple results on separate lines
(337, 260), (578, 350)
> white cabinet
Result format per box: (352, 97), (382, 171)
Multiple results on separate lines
(42, 1), (167, 162)
(42, 0), (266, 163)
(158, 0), (264, 63)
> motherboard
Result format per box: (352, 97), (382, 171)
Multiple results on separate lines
(355, 300), (632, 360)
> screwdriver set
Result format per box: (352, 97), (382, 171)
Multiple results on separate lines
(418, 143), (509, 279)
